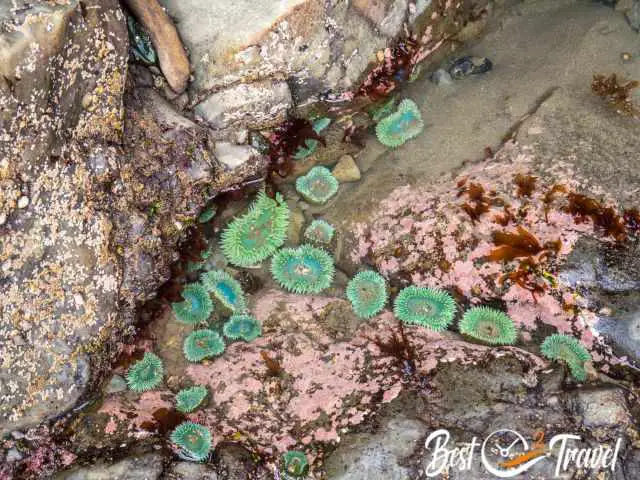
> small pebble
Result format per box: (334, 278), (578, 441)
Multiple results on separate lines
(6, 448), (23, 463)
(621, 52), (633, 63)
(0, 212), (6, 225)
(448, 56), (493, 79)
(17, 196), (29, 209)
(332, 155), (361, 183)
(105, 375), (128, 394)
(430, 68), (453, 86)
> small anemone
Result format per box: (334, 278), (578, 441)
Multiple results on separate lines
(126, 352), (164, 392)
(304, 219), (335, 244)
(393, 286), (456, 331)
(346, 271), (388, 319)
(295, 166), (339, 205)
(170, 422), (212, 462)
(223, 314), (262, 342)
(221, 191), (289, 267)
(541, 334), (591, 382)
(459, 307), (517, 345)
(175, 385), (208, 413)
(375, 98), (424, 148)
(271, 244), (335, 294)
(280, 450), (309, 478)
(198, 205), (217, 224)
(293, 117), (331, 160)
(200, 270), (246, 313)
(183, 329), (225, 362)
(172, 283), (213, 324)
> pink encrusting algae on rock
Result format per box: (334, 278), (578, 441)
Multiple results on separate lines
(350, 142), (631, 367)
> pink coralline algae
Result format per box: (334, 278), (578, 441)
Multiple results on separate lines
(351, 142), (634, 368)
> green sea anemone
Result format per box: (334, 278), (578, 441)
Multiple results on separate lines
(200, 270), (246, 313)
(183, 329), (225, 362)
(459, 307), (517, 345)
(271, 244), (334, 294)
(223, 314), (262, 342)
(295, 166), (339, 205)
(540, 334), (592, 382)
(393, 286), (456, 331)
(221, 191), (289, 267)
(280, 450), (309, 478)
(172, 283), (213, 324)
(375, 98), (424, 148)
(293, 117), (331, 160)
(369, 96), (397, 123)
(198, 205), (217, 224)
(170, 422), (212, 462)
(126, 352), (164, 392)
(304, 219), (335, 244)
(346, 271), (388, 319)
(175, 385), (208, 413)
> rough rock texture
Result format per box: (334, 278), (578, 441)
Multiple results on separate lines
(0, 1), (265, 436)
(55, 453), (164, 480)
(159, 0), (490, 120)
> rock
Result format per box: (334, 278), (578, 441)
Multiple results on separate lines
(122, 0), (190, 93)
(624, 0), (640, 31)
(56, 453), (164, 480)
(194, 80), (292, 130)
(166, 462), (219, 479)
(448, 56), (493, 79)
(213, 142), (260, 170)
(430, 68), (453, 86)
(332, 155), (362, 183)
(352, 0), (409, 38)
(286, 206), (306, 245)
(568, 388), (633, 441)
(324, 415), (428, 480)
(6, 448), (23, 463)
(105, 375), (128, 395)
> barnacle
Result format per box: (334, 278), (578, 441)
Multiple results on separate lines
(540, 334), (591, 382)
(175, 385), (208, 413)
(271, 245), (335, 294)
(183, 330), (225, 362)
(280, 450), (309, 478)
(304, 219), (335, 244)
(172, 283), (214, 324)
(126, 352), (164, 392)
(346, 271), (388, 319)
(459, 307), (517, 345)
(295, 166), (339, 205)
(375, 99), (424, 148)
(170, 422), (212, 462)
(223, 314), (262, 342)
(393, 286), (456, 331)
(220, 191), (290, 267)
(200, 270), (246, 313)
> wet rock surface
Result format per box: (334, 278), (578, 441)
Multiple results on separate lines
(55, 453), (164, 480)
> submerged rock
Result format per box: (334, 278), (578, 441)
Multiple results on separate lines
(448, 56), (493, 79)
(55, 453), (164, 480)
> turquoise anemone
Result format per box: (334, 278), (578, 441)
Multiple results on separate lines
(271, 244), (335, 294)
(175, 385), (208, 413)
(375, 98), (424, 148)
(393, 286), (456, 331)
(170, 422), (212, 462)
(220, 191), (289, 267)
(459, 307), (517, 345)
(172, 283), (213, 324)
(540, 334), (591, 382)
(200, 270), (246, 313)
(183, 329), (225, 362)
(126, 352), (164, 392)
(294, 117), (331, 160)
(280, 450), (309, 478)
(295, 166), (339, 205)
(346, 271), (388, 319)
(304, 219), (335, 244)
(223, 314), (262, 342)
